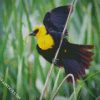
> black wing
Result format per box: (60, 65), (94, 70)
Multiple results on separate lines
(43, 5), (72, 36)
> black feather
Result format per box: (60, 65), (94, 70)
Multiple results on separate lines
(43, 5), (72, 36)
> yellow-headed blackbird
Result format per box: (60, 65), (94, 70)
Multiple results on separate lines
(30, 5), (94, 81)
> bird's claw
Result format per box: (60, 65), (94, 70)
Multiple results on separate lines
(52, 58), (59, 64)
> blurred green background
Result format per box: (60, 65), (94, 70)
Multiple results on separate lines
(0, 0), (100, 100)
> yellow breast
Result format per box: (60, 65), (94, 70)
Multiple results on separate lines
(37, 34), (54, 50)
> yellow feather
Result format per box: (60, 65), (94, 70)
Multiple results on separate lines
(35, 25), (47, 38)
(34, 25), (54, 50)
(37, 34), (54, 50)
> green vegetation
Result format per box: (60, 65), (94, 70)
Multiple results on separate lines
(0, 0), (100, 100)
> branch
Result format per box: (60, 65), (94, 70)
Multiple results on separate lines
(51, 74), (76, 100)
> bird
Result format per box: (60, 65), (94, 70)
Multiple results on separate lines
(30, 5), (94, 82)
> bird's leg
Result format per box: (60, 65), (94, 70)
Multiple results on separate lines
(52, 58), (59, 65)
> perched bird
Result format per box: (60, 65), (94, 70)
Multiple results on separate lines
(30, 5), (94, 81)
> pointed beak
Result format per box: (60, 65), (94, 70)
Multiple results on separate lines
(29, 31), (35, 36)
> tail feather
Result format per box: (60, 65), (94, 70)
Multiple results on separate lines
(79, 53), (92, 61)
(63, 44), (94, 82)
(63, 59), (85, 82)
(79, 48), (94, 57)
(72, 44), (94, 49)
(73, 44), (94, 69)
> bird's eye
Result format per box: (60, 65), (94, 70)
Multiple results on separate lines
(34, 29), (39, 33)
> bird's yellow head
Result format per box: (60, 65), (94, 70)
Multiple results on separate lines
(30, 25), (47, 39)
(30, 25), (54, 50)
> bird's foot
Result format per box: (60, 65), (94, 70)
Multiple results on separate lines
(52, 58), (59, 64)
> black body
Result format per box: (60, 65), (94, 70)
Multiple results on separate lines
(36, 5), (94, 81)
